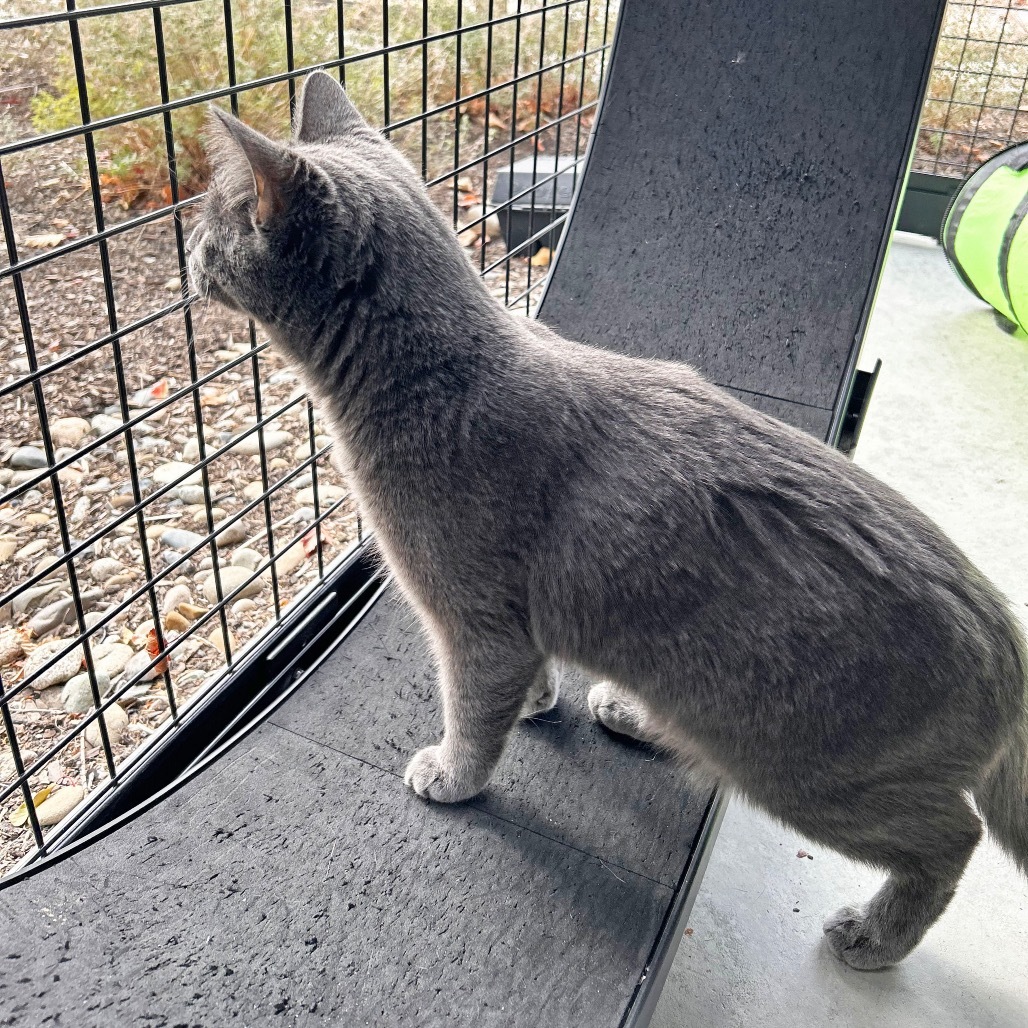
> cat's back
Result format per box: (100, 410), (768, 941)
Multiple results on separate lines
(521, 323), (1015, 646)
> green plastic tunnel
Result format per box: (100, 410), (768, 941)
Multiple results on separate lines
(941, 141), (1028, 337)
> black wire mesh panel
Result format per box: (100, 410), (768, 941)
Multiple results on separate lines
(917, 0), (1028, 177)
(0, 0), (618, 878)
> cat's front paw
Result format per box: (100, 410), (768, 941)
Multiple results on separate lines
(403, 746), (482, 804)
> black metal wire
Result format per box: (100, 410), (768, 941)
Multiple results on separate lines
(0, 0), (619, 878)
(916, 0), (1028, 178)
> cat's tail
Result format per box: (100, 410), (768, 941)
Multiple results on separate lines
(974, 634), (1028, 878)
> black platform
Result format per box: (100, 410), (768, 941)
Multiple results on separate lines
(2, 581), (718, 1026)
(0, 0), (945, 1024)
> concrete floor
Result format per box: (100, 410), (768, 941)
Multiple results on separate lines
(652, 235), (1028, 1028)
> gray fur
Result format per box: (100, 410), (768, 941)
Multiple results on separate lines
(188, 70), (1028, 970)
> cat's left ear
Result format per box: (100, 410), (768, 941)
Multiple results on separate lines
(294, 70), (368, 143)
(205, 106), (297, 225)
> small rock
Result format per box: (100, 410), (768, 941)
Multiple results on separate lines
(177, 602), (206, 621)
(82, 477), (112, 496)
(129, 620), (156, 649)
(214, 520), (248, 548)
(243, 481), (265, 501)
(153, 461), (202, 487)
(57, 467), (84, 490)
(230, 429), (292, 457)
(84, 703), (129, 747)
(35, 785), (85, 827)
(50, 417), (91, 448)
(274, 541), (306, 577)
(61, 670), (112, 713)
(190, 506), (225, 525)
(23, 512), (50, 527)
(13, 583), (61, 618)
(91, 413), (123, 436)
(0, 631), (25, 668)
(0, 536), (18, 561)
(203, 566), (264, 605)
(1, 748), (37, 783)
(161, 528), (205, 552)
(164, 610), (190, 633)
(15, 539), (47, 561)
(28, 590), (102, 639)
(231, 598), (256, 616)
(103, 572), (136, 593)
(171, 484), (206, 504)
(208, 627), (235, 657)
(294, 485), (347, 506)
(89, 557), (123, 584)
(34, 688), (64, 710)
(269, 457), (289, 471)
(70, 496), (91, 524)
(230, 547), (263, 571)
(83, 699), (129, 748)
(8, 445), (47, 470)
(161, 584), (192, 614)
(181, 438), (201, 462)
(94, 642), (134, 678)
(21, 642), (84, 689)
(123, 648), (162, 684)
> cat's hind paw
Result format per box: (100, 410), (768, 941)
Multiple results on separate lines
(519, 665), (560, 720)
(588, 682), (655, 743)
(823, 905), (899, 971)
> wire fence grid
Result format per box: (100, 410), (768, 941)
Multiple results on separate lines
(916, 0), (1028, 177)
(0, 0), (618, 878)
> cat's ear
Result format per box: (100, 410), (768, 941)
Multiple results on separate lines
(204, 106), (297, 225)
(294, 70), (368, 143)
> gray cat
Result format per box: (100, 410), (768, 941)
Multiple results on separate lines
(187, 71), (1028, 971)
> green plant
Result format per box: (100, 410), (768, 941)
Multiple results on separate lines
(29, 0), (615, 206)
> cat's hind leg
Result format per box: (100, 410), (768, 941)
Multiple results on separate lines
(815, 784), (982, 969)
(588, 682), (663, 745)
(519, 661), (561, 720)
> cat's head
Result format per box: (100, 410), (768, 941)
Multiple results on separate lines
(187, 72), (426, 333)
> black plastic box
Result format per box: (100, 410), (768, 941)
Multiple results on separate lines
(491, 155), (580, 255)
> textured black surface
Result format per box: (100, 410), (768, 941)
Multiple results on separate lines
(1, 587), (697, 1026)
(537, 0), (945, 419)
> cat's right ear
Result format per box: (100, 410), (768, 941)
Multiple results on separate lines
(204, 106), (297, 225)
(294, 70), (368, 143)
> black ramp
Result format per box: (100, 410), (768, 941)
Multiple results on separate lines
(0, 1), (944, 1025)
(2, 587), (704, 1026)
(538, 0), (945, 438)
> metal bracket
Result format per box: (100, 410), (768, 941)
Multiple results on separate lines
(835, 359), (882, 458)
